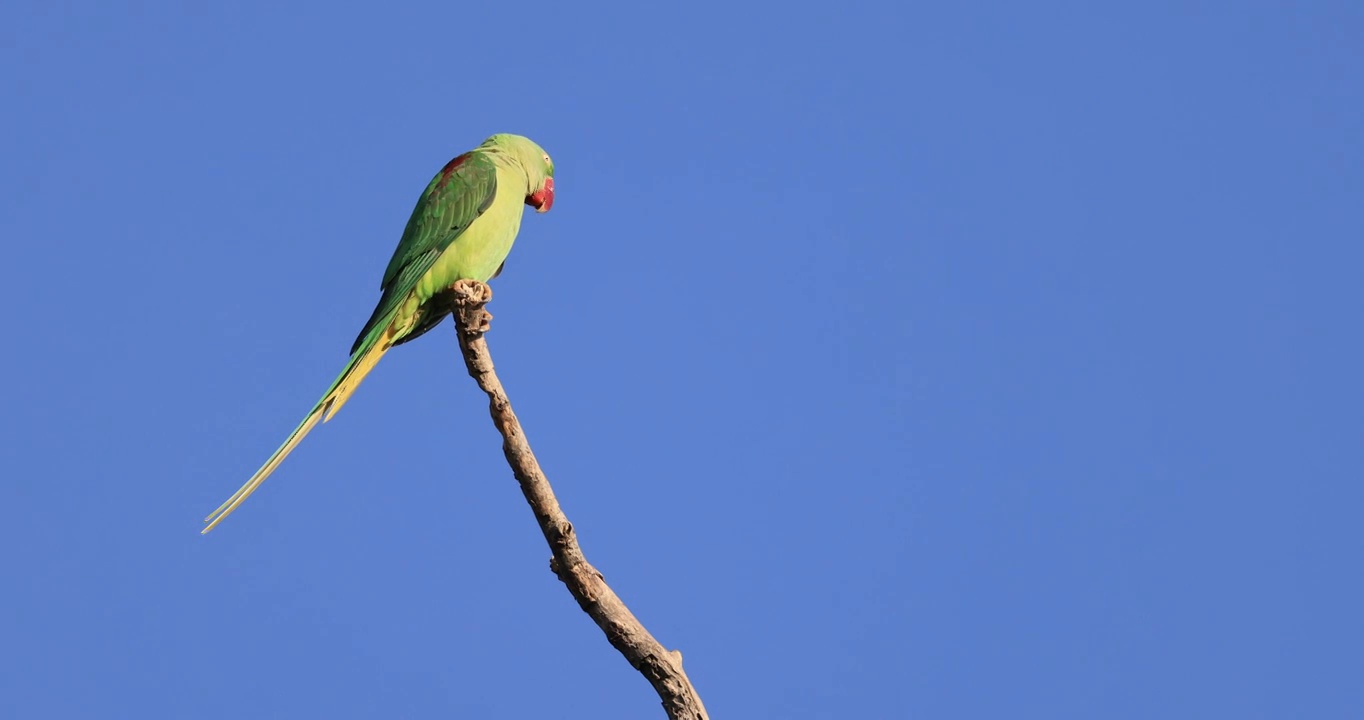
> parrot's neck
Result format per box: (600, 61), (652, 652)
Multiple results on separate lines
(484, 148), (533, 195)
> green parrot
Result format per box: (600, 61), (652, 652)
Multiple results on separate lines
(203, 133), (555, 534)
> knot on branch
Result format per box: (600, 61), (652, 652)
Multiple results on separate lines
(451, 279), (494, 336)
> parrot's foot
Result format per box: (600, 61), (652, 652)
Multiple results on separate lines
(451, 278), (493, 305)
(451, 279), (494, 335)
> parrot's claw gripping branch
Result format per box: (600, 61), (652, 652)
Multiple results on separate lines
(449, 293), (710, 720)
(451, 279), (494, 336)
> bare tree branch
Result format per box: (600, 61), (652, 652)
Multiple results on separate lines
(449, 279), (709, 720)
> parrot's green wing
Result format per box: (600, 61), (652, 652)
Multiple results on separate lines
(350, 151), (499, 353)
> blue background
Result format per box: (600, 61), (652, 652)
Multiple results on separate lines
(3, 2), (1361, 717)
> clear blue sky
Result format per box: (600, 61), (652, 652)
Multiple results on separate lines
(2, 2), (1360, 718)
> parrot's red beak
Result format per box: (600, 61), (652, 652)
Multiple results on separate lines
(526, 177), (554, 213)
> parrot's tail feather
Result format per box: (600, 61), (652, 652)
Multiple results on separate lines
(202, 333), (392, 534)
(322, 340), (389, 423)
(202, 409), (325, 532)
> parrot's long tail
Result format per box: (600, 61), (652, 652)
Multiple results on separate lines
(202, 331), (393, 534)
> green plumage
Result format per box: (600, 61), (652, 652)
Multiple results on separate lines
(203, 133), (555, 533)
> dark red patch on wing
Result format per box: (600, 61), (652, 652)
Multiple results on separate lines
(526, 176), (555, 213)
(435, 152), (472, 191)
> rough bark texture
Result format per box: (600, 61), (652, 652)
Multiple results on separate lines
(449, 280), (709, 720)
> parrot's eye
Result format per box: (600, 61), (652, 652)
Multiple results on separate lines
(543, 154), (551, 165)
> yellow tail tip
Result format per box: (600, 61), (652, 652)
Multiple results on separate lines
(201, 336), (390, 534)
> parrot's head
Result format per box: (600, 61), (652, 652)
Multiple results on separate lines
(485, 133), (555, 214)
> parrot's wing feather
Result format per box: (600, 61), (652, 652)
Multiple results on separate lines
(380, 150), (499, 289)
(352, 151), (499, 353)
